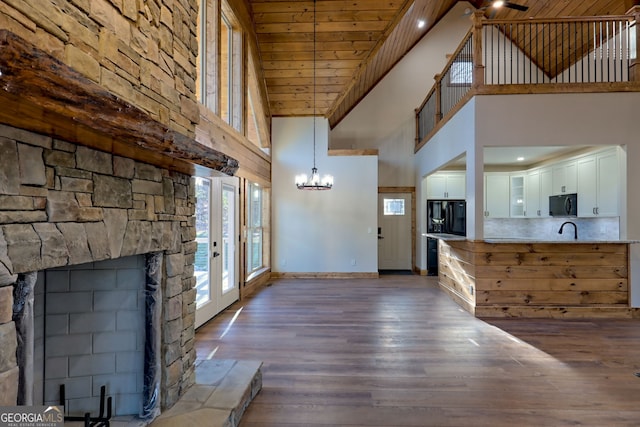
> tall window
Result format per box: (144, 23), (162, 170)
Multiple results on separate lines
(246, 55), (267, 152)
(220, 13), (232, 124)
(197, 0), (243, 132)
(197, 0), (217, 112)
(221, 8), (243, 131)
(246, 182), (263, 273)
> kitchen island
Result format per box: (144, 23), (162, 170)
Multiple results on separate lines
(425, 234), (640, 319)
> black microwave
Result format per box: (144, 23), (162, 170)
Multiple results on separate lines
(549, 193), (577, 217)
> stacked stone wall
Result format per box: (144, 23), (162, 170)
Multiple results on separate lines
(0, 124), (197, 409)
(0, 0), (200, 138)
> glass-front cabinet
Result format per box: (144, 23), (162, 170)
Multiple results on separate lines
(510, 175), (525, 217)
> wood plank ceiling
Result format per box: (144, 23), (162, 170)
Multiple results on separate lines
(248, 0), (637, 128)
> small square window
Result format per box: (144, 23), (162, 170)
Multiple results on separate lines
(449, 61), (472, 86)
(384, 199), (405, 216)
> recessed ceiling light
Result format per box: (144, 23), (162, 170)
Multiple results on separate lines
(517, 156), (525, 161)
(493, 0), (505, 8)
(417, 20), (426, 29)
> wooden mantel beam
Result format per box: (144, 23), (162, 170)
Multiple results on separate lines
(0, 30), (239, 177)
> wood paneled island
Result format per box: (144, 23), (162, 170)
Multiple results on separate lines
(429, 235), (640, 319)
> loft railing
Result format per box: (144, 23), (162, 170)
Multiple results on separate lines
(482, 17), (634, 85)
(416, 10), (640, 149)
(416, 30), (473, 143)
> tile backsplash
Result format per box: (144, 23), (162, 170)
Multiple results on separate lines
(484, 217), (620, 241)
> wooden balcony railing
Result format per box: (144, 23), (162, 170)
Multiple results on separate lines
(415, 8), (640, 151)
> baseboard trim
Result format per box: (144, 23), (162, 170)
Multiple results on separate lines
(271, 272), (379, 279)
(241, 268), (271, 299)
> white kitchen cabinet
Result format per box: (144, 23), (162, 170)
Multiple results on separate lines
(524, 170), (540, 217)
(427, 174), (446, 199)
(484, 173), (510, 218)
(524, 167), (552, 217)
(597, 150), (619, 216)
(552, 160), (577, 195)
(446, 174), (466, 199)
(577, 148), (619, 217)
(539, 167), (552, 217)
(427, 172), (465, 199)
(577, 156), (597, 217)
(510, 175), (525, 217)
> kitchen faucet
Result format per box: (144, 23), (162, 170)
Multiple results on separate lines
(558, 221), (578, 240)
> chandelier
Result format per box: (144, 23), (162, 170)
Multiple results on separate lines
(295, 0), (333, 190)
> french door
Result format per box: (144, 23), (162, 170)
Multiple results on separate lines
(195, 176), (240, 328)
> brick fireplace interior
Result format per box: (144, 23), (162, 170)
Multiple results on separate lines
(35, 255), (149, 417)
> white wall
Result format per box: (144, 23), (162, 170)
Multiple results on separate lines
(414, 99), (477, 270)
(330, 1), (474, 187)
(474, 92), (639, 156)
(272, 117), (378, 274)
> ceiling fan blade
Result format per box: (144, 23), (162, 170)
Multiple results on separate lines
(504, 2), (529, 11)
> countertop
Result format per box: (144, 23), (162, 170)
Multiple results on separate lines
(422, 233), (467, 241)
(482, 238), (640, 244)
(422, 233), (640, 244)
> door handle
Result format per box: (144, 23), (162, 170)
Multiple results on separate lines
(212, 251), (221, 258)
(378, 235), (384, 239)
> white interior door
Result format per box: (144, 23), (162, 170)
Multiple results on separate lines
(378, 193), (412, 270)
(195, 176), (240, 328)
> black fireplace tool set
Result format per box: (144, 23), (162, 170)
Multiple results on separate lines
(59, 384), (112, 426)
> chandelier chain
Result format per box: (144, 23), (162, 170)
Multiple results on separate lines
(312, 0), (316, 170)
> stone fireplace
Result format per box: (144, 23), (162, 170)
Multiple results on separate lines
(0, 124), (200, 419)
(0, 23), (240, 422)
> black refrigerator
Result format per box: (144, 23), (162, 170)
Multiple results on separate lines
(427, 200), (466, 275)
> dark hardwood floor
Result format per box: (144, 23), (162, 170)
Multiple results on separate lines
(195, 275), (640, 426)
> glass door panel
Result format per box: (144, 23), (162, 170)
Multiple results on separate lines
(195, 177), (215, 328)
(219, 178), (239, 308)
(195, 176), (239, 328)
(222, 183), (234, 293)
